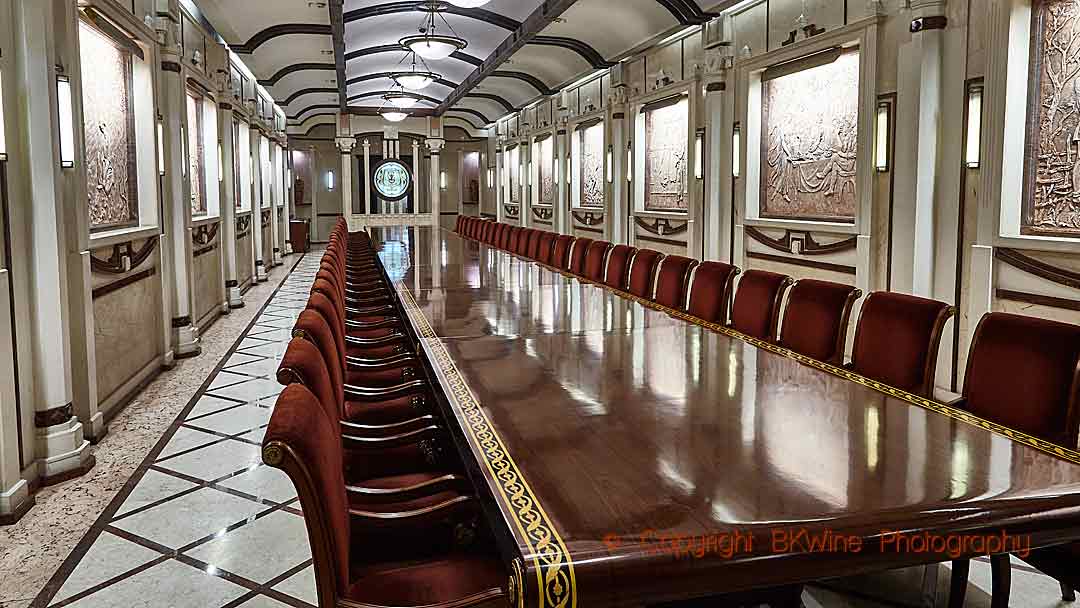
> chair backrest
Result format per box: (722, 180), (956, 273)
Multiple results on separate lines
(455, 215), (465, 233)
(506, 227), (521, 252)
(731, 270), (792, 342)
(526, 229), (544, 259)
(653, 255), (699, 309)
(497, 224), (511, 249)
(551, 235), (575, 270)
(627, 249), (664, 299)
(778, 279), (862, 363)
(568, 238), (593, 275)
(686, 262), (740, 323)
(278, 337), (343, 419)
(962, 312), (1080, 447)
(583, 241), (613, 281)
(536, 232), (557, 265)
(306, 290), (347, 372)
(263, 384), (350, 604)
(515, 229), (534, 255)
(850, 292), (953, 397)
(293, 309), (346, 394)
(602, 245), (636, 290)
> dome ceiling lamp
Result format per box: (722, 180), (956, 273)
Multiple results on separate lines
(400, 1), (468, 61)
(380, 109), (408, 122)
(382, 86), (422, 109)
(389, 50), (440, 91)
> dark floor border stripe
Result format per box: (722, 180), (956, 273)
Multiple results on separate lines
(30, 254), (306, 608)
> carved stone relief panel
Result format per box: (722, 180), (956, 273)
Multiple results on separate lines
(187, 91), (206, 216)
(1024, 0), (1080, 236)
(644, 97), (689, 211)
(580, 122), (604, 208)
(80, 21), (138, 230)
(761, 49), (859, 221)
(539, 136), (554, 204)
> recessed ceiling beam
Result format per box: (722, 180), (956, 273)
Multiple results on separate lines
(437, 0), (583, 115)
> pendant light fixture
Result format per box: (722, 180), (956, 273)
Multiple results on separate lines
(400, 2), (468, 61)
(390, 50), (440, 91)
(383, 88), (421, 109)
(381, 110), (409, 122)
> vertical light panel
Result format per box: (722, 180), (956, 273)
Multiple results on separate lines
(875, 102), (890, 172)
(326, 169), (335, 191)
(157, 120), (165, 175)
(732, 124), (741, 179)
(966, 85), (983, 169)
(694, 131), (704, 179)
(56, 76), (76, 168)
(441, 170), (447, 190)
(218, 142), (224, 181)
(606, 145), (613, 183)
(626, 142), (633, 183)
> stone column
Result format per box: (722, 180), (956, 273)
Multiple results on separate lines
(362, 139), (371, 215)
(609, 110), (627, 244)
(220, 107), (242, 308)
(268, 142), (281, 267)
(251, 128), (267, 281)
(10, 0), (93, 481)
(495, 147), (505, 223)
(556, 128), (569, 234)
(412, 139), (421, 215)
(520, 140), (531, 228)
(337, 136), (355, 218)
(427, 138), (445, 223)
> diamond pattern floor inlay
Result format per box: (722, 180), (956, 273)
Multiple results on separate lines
(33, 248), (1072, 608)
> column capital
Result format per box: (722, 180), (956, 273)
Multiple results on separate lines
(910, 0), (947, 20)
(336, 137), (357, 154)
(362, 138), (372, 150)
(426, 138), (446, 153)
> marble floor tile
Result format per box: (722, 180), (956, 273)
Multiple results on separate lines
(183, 405), (272, 437)
(235, 337), (272, 352)
(272, 564), (317, 606)
(206, 378), (283, 403)
(236, 427), (266, 444)
(156, 439), (262, 482)
(185, 511), (310, 584)
(208, 371), (250, 391)
(158, 427), (222, 459)
(223, 357), (283, 379)
(234, 595), (295, 608)
(111, 487), (264, 550)
(244, 328), (295, 343)
(234, 341), (290, 360)
(51, 531), (162, 603)
(221, 352), (265, 368)
(186, 395), (245, 419)
(253, 317), (296, 330)
(217, 465), (296, 504)
(113, 470), (199, 518)
(61, 558), (248, 608)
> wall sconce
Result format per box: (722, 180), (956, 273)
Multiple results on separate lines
(732, 123), (741, 179)
(626, 142), (633, 183)
(250, 156), (255, 185)
(528, 161), (532, 186)
(606, 145), (613, 183)
(440, 170), (447, 190)
(156, 120), (165, 175)
(566, 154), (572, 184)
(875, 102), (890, 172)
(487, 168), (493, 184)
(56, 75), (76, 168)
(966, 84), (983, 169)
(326, 169), (335, 191)
(0, 71), (7, 161)
(694, 130), (704, 179)
(218, 142), (224, 182)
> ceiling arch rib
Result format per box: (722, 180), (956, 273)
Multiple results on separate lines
(260, 62), (337, 87)
(528, 36), (613, 69)
(464, 92), (514, 114)
(283, 87), (341, 106)
(290, 104), (343, 122)
(346, 90), (443, 106)
(655, 0), (716, 25)
(343, 1), (521, 31)
(346, 72), (459, 90)
(456, 98), (511, 122)
(446, 107), (491, 125)
(231, 24), (333, 54)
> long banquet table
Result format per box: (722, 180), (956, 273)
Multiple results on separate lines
(372, 225), (1080, 608)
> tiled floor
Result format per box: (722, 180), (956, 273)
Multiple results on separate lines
(25, 251), (1074, 608)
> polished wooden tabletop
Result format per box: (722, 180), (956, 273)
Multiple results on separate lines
(372, 225), (1080, 608)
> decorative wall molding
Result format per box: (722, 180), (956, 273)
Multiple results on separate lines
(744, 226), (857, 256)
(236, 214), (252, 238)
(192, 222), (220, 247)
(995, 248), (1080, 291)
(634, 215), (688, 236)
(90, 238), (159, 275)
(996, 288), (1080, 312)
(504, 204), (520, 219)
(531, 206), (554, 221)
(572, 210), (604, 226)
(747, 251), (856, 275)
(261, 209), (271, 228)
(193, 243), (219, 258)
(92, 268), (157, 300)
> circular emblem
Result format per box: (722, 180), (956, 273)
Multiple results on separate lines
(372, 159), (412, 201)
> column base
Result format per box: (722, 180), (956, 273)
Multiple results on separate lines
(0, 479), (34, 525)
(173, 324), (202, 359)
(256, 262), (269, 282)
(34, 416), (94, 486)
(285, 242), (293, 255)
(273, 248), (282, 266)
(228, 286), (244, 309)
(85, 411), (106, 443)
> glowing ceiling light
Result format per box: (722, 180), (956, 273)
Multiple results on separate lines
(400, 3), (468, 60)
(381, 110), (408, 122)
(391, 71), (438, 91)
(383, 91), (419, 109)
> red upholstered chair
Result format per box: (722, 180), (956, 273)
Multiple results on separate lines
(730, 270), (793, 342)
(582, 240), (613, 281)
(777, 279), (861, 363)
(653, 255), (699, 309)
(947, 312), (1080, 608)
(480, 220), (493, 243)
(551, 235), (575, 270)
(568, 238), (593, 275)
(514, 229), (534, 256)
(535, 232), (557, 265)
(496, 224), (511, 249)
(686, 262), (740, 323)
(849, 292), (953, 397)
(603, 245), (636, 290)
(263, 384), (507, 608)
(455, 216), (465, 233)
(526, 229), (544, 259)
(627, 249), (664, 299)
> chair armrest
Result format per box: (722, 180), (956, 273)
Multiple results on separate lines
(347, 304), (395, 317)
(345, 318), (399, 331)
(341, 424), (442, 451)
(346, 352), (415, 367)
(345, 332), (405, 347)
(346, 473), (468, 503)
(347, 495), (475, 526)
(345, 379), (428, 401)
(341, 415), (437, 438)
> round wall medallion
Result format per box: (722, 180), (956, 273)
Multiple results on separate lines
(372, 159), (412, 201)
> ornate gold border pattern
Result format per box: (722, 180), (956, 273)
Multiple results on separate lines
(396, 284), (578, 608)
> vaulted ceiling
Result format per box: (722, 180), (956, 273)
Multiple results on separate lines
(194, 0), (731, 134)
